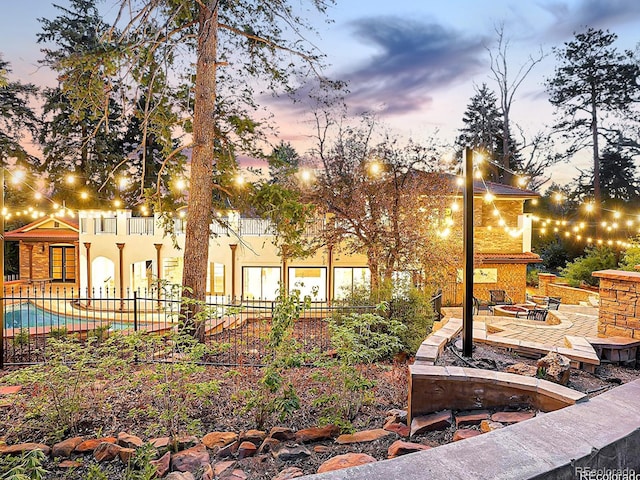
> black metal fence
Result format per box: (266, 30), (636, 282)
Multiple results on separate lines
(0, 286), (442, 367)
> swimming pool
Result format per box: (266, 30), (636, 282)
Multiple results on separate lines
(3, 302), (128, 330)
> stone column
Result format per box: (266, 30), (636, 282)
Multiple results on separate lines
(116, 243), (125, 310)
(538, 273), (556, 296)
(593, 269), (640, 338)
(154, 243), (162, 306)
(229, 244), (237, 301)
(84, 242), (92, 304)
(26, 243), (33, 282)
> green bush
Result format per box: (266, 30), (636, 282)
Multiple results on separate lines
(618, 244), (640, 271)
(328, 304), (406, 364)
(526, 267), (539, 287)
(334, 282), (434, 355)
(387, 288), (434, 355)
(560, 246), (617, 287)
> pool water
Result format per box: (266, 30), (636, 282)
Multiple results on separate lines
(3, 302), (127, 330)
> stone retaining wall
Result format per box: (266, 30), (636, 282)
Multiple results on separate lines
(593, 269), (640, 338)
(301, 380), (640, 480)
(537, 272), (598, 305)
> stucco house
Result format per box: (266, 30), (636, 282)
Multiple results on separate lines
(5, 177), (540, 303)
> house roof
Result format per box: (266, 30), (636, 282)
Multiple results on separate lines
(5, 216), (79, 243)
(411, 172), (540, 200)
(478, 252), (542, 264)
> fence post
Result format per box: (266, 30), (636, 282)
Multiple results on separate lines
(133, 290), (138, 332)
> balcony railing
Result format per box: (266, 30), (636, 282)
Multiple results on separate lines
(127, 217), (155, 235)
(94, 217), (117, 234)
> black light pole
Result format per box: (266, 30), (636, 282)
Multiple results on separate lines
(0, 167), (4, 370)
(462, 147), (474, 358)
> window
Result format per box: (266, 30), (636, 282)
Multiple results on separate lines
(242, 267), (281, 300)
(208, 263), (225, 295)
(333, 267), (370, 300)
(289, 267), (326, 301)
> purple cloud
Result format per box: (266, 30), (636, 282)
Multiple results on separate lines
(341, 16), (487, 115)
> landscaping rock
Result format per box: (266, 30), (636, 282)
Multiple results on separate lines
(213, 460), (235, 476)
(58, 460), (83, 468)
(150, 451), (171, 477)
(383, 422), (410, 437)
(216, 441), (239, 459)
(385, 408), (408, 424)
(269, 427), (295, 441)
(410, 410), (452, 436)
(537, 351), (571, 385)
(149, 437), (171, 449)
(295, 425), (339, 443)
(166, 473), (196, 480)
(176, 435), (199, 450)
(239, 430), (267, 445)
(237, 441), (257, 459)
(0, 443), (51, 456)
(491, 411), (536, 423)
(94, 442), (124, 462)
(313, 445), (332, 454)
(271, 444), (312, 461)
(387, 440), (431, 458)
(273, 466), (305, 479)
(453, 429), (483, 441)
(52, 437), (84, 458)
(202, 463), (214, 480)
(480, 420), (504, 432)
(454, 410), (490, 428)
(117, 432), (143, 449)
(257, 437), (280, 454)
(202, 432), (238, 450)
(0, 386), (22, 395)
(75, 437), (117, 453)
(317, 453), (377, 473)
(335, 428), (392, 444)
(171, 444), (210, 473)
(118, 447), (136, 463)
(505, 363), (538, 377)
(220, 469), (248, 480)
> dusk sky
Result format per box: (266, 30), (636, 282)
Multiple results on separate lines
(2, 1), (640, 187)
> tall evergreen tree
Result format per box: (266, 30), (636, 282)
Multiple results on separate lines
(457, 83), (515, 183)
(268, 141), (300, 186)
(571, 149), (640, 210)
(0, 56), (39, 165)
(37, 0), (125, 207)
(546, 28), (640, 214)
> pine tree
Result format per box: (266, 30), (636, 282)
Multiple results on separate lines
(546, 28), (640, 214)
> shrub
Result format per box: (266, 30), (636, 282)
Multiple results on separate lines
(328, 303), (406, 364)
(560, 246), (617, 287)
(618, 244), (640, 271)
(526, 267), (539, 287)
(0, 444), (48, 479)
(239, 286), (310, 429)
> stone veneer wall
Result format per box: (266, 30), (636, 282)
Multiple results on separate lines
(537, 272), (598, 305)
(593, 269), (640, 339)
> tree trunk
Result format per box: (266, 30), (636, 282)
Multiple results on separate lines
(591, 82), (601, 223)
(502, 106), (512, 185)
(181, 3), (218, 342)
(367, 249), (380, 294)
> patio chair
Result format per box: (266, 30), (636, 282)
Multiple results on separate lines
(473, 296), (492, 315)
(526, 308), (548, 322)
(546, 296), (561, 310)
(489, 290), (513, 305)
